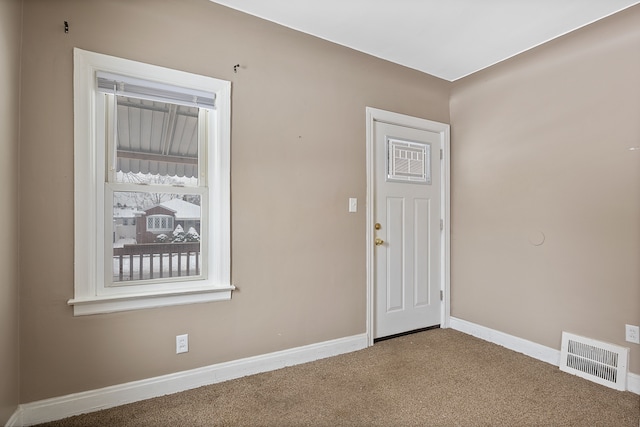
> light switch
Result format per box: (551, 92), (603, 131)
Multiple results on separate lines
(349, 198), (357, 213)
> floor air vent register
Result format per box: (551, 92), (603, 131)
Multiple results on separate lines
(560, 332), (628, 391)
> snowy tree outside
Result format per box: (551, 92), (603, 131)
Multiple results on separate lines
(113, 171), (199, 210)
(186, 227), (200, 242)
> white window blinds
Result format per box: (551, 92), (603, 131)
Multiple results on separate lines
(96, 71), (216, 109)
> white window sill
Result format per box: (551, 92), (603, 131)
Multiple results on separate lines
(68, 285), (235, 316)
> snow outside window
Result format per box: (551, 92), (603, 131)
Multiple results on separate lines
(70, 49), (233, 316)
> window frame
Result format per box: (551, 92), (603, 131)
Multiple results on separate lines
(70, 48), (233, 316)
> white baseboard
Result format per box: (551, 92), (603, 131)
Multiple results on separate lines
(8, 323), (638, 426)
(5, 409), (21, 427)
(449, 316), (639, 395)
(449, 317), (561, 366)
(627, 372), (640, 394)
(13, 333), (368, 427)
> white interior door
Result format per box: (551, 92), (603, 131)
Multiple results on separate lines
(373, 121), (442, 339)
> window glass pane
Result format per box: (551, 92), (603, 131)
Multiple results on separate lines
(112, 192), (202, 283)
(387, 138), (431, 184)
(114, 96), (199, 186)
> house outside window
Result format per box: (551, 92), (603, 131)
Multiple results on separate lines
(70, 49), (233, 316)
(146, 215), (174, 232)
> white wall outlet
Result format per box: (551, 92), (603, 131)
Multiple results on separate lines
(625, 324), (639, 344)
(176, 334), (189, 354)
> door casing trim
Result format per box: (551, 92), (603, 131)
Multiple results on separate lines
(365, 107), (451, 346)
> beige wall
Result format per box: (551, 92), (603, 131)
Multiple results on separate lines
(450, 5), (640, 374)
(0, 0), (22, 423)
(19, 0), (449, 402)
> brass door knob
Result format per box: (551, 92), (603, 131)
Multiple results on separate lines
(375, 238), (384, 246)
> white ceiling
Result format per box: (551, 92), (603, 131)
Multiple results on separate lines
(209, 0), (640, 81)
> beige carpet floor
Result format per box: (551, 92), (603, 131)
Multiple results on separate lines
(37, 329), (639, 426)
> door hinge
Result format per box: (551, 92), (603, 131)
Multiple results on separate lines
(440, 149), (443, 160)
(440, 290), (444, 301)
(440, 219), (443, 230)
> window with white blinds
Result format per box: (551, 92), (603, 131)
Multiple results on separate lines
(70, 48), (233, 316)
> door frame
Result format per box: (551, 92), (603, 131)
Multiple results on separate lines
(365, 107), (451, 347)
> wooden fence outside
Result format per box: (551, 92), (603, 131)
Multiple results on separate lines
(113, 242), (200, 281)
